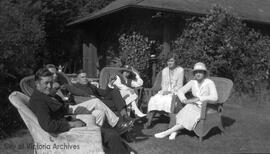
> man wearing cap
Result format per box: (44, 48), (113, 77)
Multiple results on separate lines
(65, 69), (130, 118)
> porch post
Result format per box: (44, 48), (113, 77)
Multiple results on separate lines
(82, 29), (98, 78)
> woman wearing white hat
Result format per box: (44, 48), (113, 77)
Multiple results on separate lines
(154, 62), (218, 140)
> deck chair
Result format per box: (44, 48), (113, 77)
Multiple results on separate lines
(194, 77), (233, 142)
(19, 72), (73, 97)
(8, 91), (104, 154)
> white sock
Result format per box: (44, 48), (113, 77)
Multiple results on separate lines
(131, 102), (146, 117)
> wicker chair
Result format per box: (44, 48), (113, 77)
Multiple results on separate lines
(19, 72), (74, 97)
(9, 91), (104, 154)
(194, 77), (233, 142)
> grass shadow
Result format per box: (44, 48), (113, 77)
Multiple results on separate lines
(222, 116), (235, 128)
(202, 116), (235, 140)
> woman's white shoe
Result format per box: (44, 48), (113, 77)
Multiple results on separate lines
(154, 133), (167, 138)
(168, 132), (177, 140)
(131, 102), (146, 117)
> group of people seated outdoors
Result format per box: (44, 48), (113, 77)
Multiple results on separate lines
(28, 52), (218, 154)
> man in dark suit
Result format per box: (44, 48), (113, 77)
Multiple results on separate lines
(65, 69), (129, 118)
(29, 67), (132, 154)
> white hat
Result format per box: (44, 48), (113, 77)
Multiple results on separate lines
(193, 62), (207, 72)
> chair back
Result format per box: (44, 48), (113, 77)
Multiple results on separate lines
(151, 71), (162, 90)
(20, 73), (72, 96)
(57, 72), (72, 85)
(209, 77), (233, 103)
(20, 75), (35, 96)
(8, 91), (51, 143)
(99, 67), (129, 89)
(184, 68), (193, 84)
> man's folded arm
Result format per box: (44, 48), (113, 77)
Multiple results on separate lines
(36, 102), (71, 133)
(62, 84), (90, 97)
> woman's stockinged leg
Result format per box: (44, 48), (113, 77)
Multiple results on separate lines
(131, 101), (146, 117)
(154, 124), (183, 138)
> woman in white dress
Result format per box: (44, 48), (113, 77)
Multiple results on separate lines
(154, 62), (218, 140)
(109, 65), (146, 117)
(145, 53), (184, 128)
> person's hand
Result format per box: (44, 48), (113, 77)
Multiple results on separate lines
(189, 97), (200, 103)
(65, 115), (76, 121)
(182, 99), (188, 104)
(68, 120), (86, 128)
(131, 66), (139, 74)
(184, 97), (200, 104)
(128, 88), (135, 94)
(52, 82), (60, 90)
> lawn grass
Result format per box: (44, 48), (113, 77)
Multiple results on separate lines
(1, 92), (270, 154)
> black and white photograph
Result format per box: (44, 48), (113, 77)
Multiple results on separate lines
(1, 0), (270, 153)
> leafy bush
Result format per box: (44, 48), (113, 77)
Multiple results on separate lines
(0, 0), (45, 138)
(0, 0), (45, 78)
(172, 6), (270, 93)
(119, 32), (154, 86)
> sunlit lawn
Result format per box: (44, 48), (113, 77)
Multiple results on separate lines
(1, 93), (270, 154)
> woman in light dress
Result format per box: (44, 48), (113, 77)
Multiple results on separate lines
(154, 62), (218, 140)
(109, 65), (146, 117)
(145, 53), (184, 128)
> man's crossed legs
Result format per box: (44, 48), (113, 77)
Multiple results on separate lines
(68, 97), (133, 134)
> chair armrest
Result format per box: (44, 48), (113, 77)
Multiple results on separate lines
(171, 94), (177, 113)
(55, 125), (101, 142)
(200, 102), (208, 120)
(49, 125), (103, 153)
(134, 87), (143, 100)
(200, 102), (222, 120)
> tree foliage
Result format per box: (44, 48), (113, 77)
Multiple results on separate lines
(0, 0), (45, 80)
(119, 32), (154, 86)
(0, 0), (45, 138)
(172, 6), (270, 93)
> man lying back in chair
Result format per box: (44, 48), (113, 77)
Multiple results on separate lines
(29, 67), (133, 154)
(68, 69), (132, 119)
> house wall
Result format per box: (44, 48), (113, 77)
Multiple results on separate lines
(79, 8), (186, 76)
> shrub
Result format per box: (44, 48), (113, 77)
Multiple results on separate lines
(119, 32), (155, 87)
(0, 0), (45, 138)
(172, 6), (270, 93)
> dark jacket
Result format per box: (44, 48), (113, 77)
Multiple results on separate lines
(29, 89), (70, 133)
(65, 82), (111, 99)
(66, 82), (126, 112)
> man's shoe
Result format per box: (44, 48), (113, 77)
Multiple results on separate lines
(115, 120), (133, 134)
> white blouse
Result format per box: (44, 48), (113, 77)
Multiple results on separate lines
(161, 66), (184, 93)
(177, 78), (218, 105)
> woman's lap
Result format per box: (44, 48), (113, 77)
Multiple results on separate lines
(147, 93), (173, 113)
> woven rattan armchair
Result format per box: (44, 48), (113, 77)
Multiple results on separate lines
(194, 77), (233, 142)
(9, 91), (104, 154)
